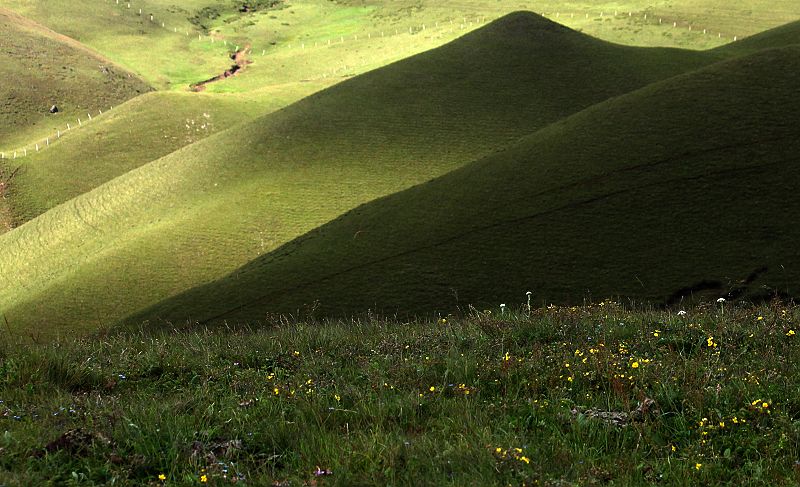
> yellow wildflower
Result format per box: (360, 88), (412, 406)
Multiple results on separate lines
(787, 330), (796, 336)
(158, 474), (166, 481)
(631, 362), (639, 369)
(200, 474), (208, 483)
(695, 463), (702, 470)
(520, 456), (530, 464)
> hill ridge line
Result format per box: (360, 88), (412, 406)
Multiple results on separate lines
(0, 12), (489, 159)
(106, 0), (744, 49)
(191, 135), (792, 323)
(0, 6), (743, 161)
(0, 8), (153, 76)
(0, 106), (115, 161)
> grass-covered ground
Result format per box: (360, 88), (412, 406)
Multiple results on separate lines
(0, 8), (150, 150)
(1, 301), (799, 485)
(1, 12), (736, 336)
(1, 7), (799, 336)
(133, 38), (800, 326)
(4, 91), (279, 224)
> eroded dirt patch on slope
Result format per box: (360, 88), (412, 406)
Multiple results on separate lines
(191, 47), (252, 91)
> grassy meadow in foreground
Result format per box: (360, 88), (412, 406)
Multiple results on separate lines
(1, 302), (799, 485)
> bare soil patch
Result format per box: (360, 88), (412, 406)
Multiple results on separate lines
(191, 46), (252, 91)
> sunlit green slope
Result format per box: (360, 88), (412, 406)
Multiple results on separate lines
(0, 8), (150, 149)
(0, 13), (723, 335)
(714, 19), (800, 54)
(3, 91), (288, 227)
(0, 0), (231, 90)
(137, 45), (800, 323)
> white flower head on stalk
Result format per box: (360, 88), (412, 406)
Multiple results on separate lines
(717, 298), (726, 304)
(677, 310), (687, 317)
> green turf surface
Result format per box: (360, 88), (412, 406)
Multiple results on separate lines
(136, 44), (800, 324)
(0, 13), (733, 336)
(1, 2), (800, 336)
(3, 304), (800, 484)
(5, 0), (799, 99)
(3, 91), (289, 226)
(715, 19), (800, 54)
(0, 0), (231, 90)
(0, 8), (150, 150)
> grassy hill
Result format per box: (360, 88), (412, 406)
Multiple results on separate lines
(0, 0), (231, 90)
(6, 0), (798, 100)
(715, 19), (800, 53)
(2, 91), (288, 227)
(132, 44), (800, 324)
(0, 13), (727, 337)
(0, 8), (150, 150)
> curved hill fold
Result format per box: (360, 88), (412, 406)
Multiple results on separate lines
(0, 8), (150, 149)
(5, 91), (279, 226)
(134, 46), (800, 324)
(0, 12), (761, 335)
(715, 19), (800, 54)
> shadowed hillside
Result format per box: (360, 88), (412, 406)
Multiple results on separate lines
(133, 46), (800, 324)
(0, 12), (728, 335)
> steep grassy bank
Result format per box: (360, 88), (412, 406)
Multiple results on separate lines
(0, 8), (150, 149)
(0, 13), (723, 335)
(3, 91), (275, 225)
(135, 44), (800, 324)
(1, 303), (799, 485)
